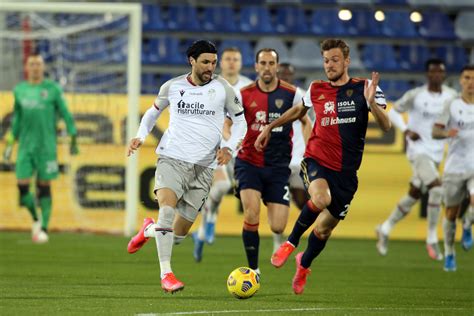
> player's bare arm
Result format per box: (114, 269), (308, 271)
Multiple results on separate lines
(216, 147), (232, 165)
(299, 114), (312, 144)
(365, 72), (391, 132)
(432, 124), (459, 139)
(127, 138), (143, 156)
(255, 103), (308, 151)
(222, 117), (233, 141)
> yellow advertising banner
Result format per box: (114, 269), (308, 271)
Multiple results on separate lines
(1, 91), (443, 240)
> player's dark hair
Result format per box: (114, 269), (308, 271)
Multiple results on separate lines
(279, 62), (295, 71)
(222, 47), (241, 55)
(425, 58), (445, 71)
(186, 40), (217, 63)
(320, 39), (350, 59)
(255, 48), (279, 63)
(461, 64), (474, 72)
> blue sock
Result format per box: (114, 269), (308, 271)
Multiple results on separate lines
(288, 203), (319, 247)
(242, 229), (259, 270)
(301, 231), (328, 269)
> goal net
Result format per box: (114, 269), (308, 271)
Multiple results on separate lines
(0, 3), (142, 236)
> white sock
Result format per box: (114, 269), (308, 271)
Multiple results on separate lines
(144, 223), (156, 238)
(174, 234), (186, 245)
(463, 205), (474, 230)
(254, 267), (261, 275)
(155, 206), (175, 278)
(272, 232), (283, 253)
(197, 207), (207, 240)
(443, 217), (456, 256)
(380, 195), (417, 235)
(207, 179), (231, 214)
(427, 186), (443, 244)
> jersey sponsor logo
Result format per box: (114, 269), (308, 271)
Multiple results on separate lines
(318, 94), (325, 100)
(338, 100), (356, 112)
(321, 116), (357, 126)
(323, 101), (336, 114)
(275, 99), (284, 109)
(234, 96), (240, 105)
(176, 100), (216, 116)
(250, 101), (258, 108)
(41, 90), (49, 99)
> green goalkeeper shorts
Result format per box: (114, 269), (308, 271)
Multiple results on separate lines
(16, 150), (59, 181)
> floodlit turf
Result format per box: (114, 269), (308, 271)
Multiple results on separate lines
(0, 232), (472, 315)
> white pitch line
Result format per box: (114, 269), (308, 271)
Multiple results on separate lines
(137, 306), (470, 316)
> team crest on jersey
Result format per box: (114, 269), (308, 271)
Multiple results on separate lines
(346, 89), (353, 97)
(208, 88), (216, 100)
(179, 89), (185, 97)
(323, 101), (336, 114)
(41, 90), (48, 99)
(275, 99), (284, 109)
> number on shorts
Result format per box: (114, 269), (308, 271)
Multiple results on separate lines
(339, 204), (350, 218)
(283, 185), (290, 201)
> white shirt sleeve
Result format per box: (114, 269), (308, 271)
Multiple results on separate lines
(302, 85), (313, 109)
(292, 87), (305, 106)
(393, 88), (418, 113)
(388, 108), (407, 133)
(220, 77), (247, 152)
(135, 80), (171, 142)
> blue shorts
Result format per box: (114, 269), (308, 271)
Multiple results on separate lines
(300, 157), (358, 220)
(234, 157), (291, 206)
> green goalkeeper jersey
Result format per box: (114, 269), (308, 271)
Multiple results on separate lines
(12, 79), (77, 155)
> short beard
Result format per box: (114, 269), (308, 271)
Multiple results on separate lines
(326, 71), (344, 83)
(197, 72), (211, 83)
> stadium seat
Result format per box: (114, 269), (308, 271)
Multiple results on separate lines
(344, 40), (364, 70)
(274, 6), (309, 34)
(373, 0), (407, 4)
(166, 4), (199, 31)
(378, 80), (411, 101)
(254, 38), (290, 63)
(455, 12), (474, 40)
(345, 9), (382, 37)
(109, 37), (128, 63)
(435, 46), (468, 72)
(201, 6), (238, 32)
(418, 11), (456, 40)
(141, 73), (157, 94)
(361, 44), (400, 71)
(337, 0), (373, 4)
(219, 39), (254, 67)
(239, 6), (273, 33)
(309, 8), (348, 36)
(407, 0), (444, 5)
(142, 37), (182, 65)
(381, 10), (418, 38)
(289, 39), (323, 69)
(302, 0), (336, 3)
(398, 45), (431, 71)
(142, 4), (165, 31)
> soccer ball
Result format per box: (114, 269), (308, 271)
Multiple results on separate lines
(227, 267), (260, 299)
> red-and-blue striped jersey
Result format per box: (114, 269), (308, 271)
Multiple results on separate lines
(238, 80), (303, 167)
(303, 78), (386, 172)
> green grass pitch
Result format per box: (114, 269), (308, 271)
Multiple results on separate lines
(0, 232), (472, 315)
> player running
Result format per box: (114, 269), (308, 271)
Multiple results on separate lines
(3, 53), (78, 243)
(256, 39), (391, 294)
(126, 40), (247, 293)
(235, 48), (310, 276)
(432, 65), (474, 271)
(192, 47), (253, 262)
(376, 59), (457, 260)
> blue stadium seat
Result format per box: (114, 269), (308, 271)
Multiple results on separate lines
(361, 44), (400, 71)
(378, 80), (411, 101)
(36, 40), (53, 62)
(310, 8), (348, 36)
(142, 4), (165, 31)
(374, 0), (407, 3)
(345, 9), (382, 36)
(167, 4), (199, 31)
(337, 0), (372, 4)
(455, 12), (474, 40)
(382, 10), (418, 38)
(219, 39), (254, 67)
(289, 39), (323, 69)
(142, 37), (182, 65)
(239, 6), (273, 34)
(398, 45), (431, 71)
(141, 73), (157, 94)
(435, 46), (468, 72)
(344, 40), (364, 70)
(201, 6), (238, 32)
(302, 0), (336, 3)
(157, 73), (174, 89)
(418, 11), (456, 40)
(274, 6), (309, 34)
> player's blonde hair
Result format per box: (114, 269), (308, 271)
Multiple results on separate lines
(320, 39), (350, 59)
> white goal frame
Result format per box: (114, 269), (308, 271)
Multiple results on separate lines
(0, 2), (142, 236)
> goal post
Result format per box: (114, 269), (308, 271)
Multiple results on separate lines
(0, 2), (141, 236)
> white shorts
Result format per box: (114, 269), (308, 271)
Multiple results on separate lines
(442, 172), (474, 207)
(409, 154), (440, 189)
(154, 155), (213, 222)
(289, 164), (305, 190)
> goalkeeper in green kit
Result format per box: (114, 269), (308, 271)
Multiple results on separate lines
(3, 53), (78, 243)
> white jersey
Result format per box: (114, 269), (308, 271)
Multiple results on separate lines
(136, 74), (246, 168)
(290, 87), (307, 168)
(231, 74), (253, 93)
(435, 97), (474, 174)
(393, 84), (457, 163)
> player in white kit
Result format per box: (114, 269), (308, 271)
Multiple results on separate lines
(432, 65), (474, 271)
(192, 47), (253, 262)
(376, 59), (457, 260)
(126, 40), (247, 293)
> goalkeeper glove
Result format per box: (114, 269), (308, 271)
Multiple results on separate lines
(70, 135), (79, 155)
(3, 131), (15, 162)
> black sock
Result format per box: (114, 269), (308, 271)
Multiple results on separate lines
(301, 231), (328, 269)
(242, 229), (259, 270)
(288, 204), (319, 247)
